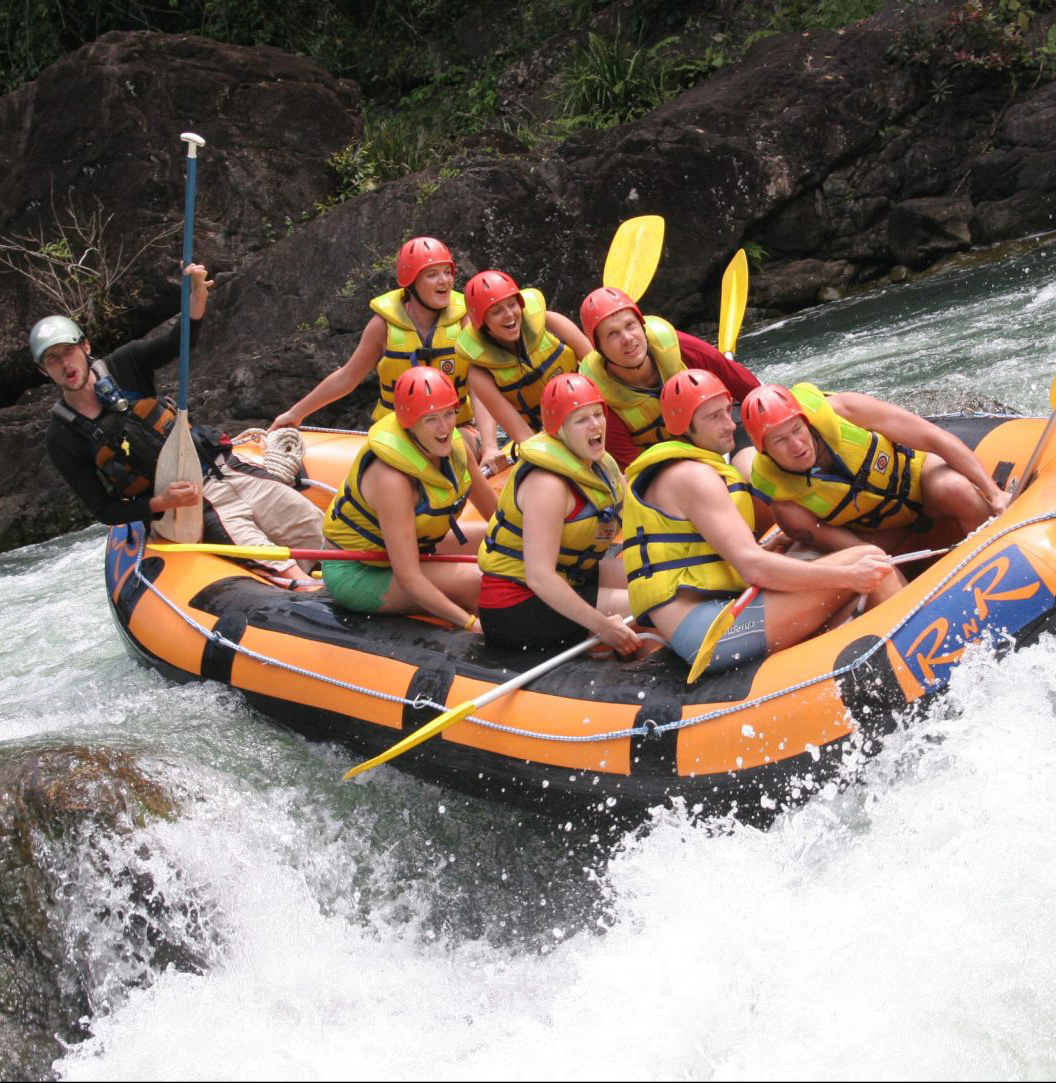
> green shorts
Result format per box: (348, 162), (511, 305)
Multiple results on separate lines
(322, 559), (393, 613)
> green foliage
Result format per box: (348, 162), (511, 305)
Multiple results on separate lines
(742, 241), (769, 272)
(886, 0), (1056, 80)
(557, 29), (728, 129)
(769, 0), (887, 33)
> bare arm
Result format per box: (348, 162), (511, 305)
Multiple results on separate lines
(467, 365), (535, 444)
(546, 311), (593, 360)
(667, 462), (891, 594)
(521, 471), (639, 653)
(773, 499), (868, 553)
(830, 391), (1006, 507)
(270, 316), (387, 430)
(466, 451), (499, 520)
(370, 464), (476, 627)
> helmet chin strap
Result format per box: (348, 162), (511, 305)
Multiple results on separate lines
(407, 284), (445, 314)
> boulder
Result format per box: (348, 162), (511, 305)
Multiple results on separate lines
(0, 31), (362, 408)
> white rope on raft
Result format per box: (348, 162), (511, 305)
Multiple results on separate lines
(129, 510), (1056, 744)
(231, 427), (307, 486)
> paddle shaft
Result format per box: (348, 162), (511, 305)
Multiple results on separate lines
(177, 136), (202, 410)
(147, 542), (476, 563)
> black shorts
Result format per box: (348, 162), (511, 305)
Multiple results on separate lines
(480, 572), (600, 652)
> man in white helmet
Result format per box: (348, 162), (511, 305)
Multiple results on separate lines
(33, 263), (324, 584)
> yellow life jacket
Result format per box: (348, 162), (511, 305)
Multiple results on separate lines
(324, 413), (471, 564)
(579, 315), (684, 449)
(750, 382), (926, 531)
(455, 288), (578, 431)
(622, 441), (754, 620)
(369, 288), (473, 426)
(478, 432), (623, 586)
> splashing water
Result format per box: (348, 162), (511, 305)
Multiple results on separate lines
(2, 238), (1056, 1080)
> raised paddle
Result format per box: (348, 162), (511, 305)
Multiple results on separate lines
(343, 615), (636, 780)
(717, 248), (749, 358)
(1009, 372), (1056, 503)
(156, 132), (206, 542)
(603, 215), (665, 302)
(147, 542), (477, 563)
(686, 546), (954, 684)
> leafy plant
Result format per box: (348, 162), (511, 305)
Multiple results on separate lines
(0, 189), (178, 341)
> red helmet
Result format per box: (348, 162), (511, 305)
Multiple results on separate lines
(742, 384), (809, 452)
(541, 373), (605, 437)
(579, 287), (643, 347)
(660, 370), (732, 436)
(393, 367), (460, 428)
(396, 237), (455, 288)
(464, 270), (523, 330)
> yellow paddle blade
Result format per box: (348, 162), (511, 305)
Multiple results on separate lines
(718, 249), (749, 356)
(1049, 372), (1056, 410)
(603, 215), (665, 302)
(686, 602), (736, 684)
(148, 541), (293, 560)
(343, 701), (476, 780)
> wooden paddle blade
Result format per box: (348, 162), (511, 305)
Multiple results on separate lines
(686, 602), (736, 684)
(603, 215), (665, 302)
(718, 249), (749, 356)
(343, 701), (477, 779)
(154, 409), (203, 542)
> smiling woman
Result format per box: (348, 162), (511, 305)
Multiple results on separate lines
(321, 366), (497, 629)
(477, 373), (640, 655)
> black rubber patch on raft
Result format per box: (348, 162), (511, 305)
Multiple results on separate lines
(201, 613), (249, 685)
(403, 662), (456, 735)
(116, 555), (164, 619)
(629, 694), (682, 776)
(834, 634), (911, 739)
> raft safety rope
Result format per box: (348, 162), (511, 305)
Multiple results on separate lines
(232, 427), (307, 486)
(129, 509), (1056, 744)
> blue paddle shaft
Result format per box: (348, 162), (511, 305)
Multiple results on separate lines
(178, 135), (203, 412)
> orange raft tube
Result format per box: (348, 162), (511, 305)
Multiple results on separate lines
(106, 415), (1056, 821)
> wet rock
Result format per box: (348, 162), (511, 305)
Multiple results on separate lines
(0, 745), (196, 1081)
(888, 196), (973, 268)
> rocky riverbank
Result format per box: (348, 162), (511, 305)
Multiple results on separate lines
(1, 1), (1054, 549)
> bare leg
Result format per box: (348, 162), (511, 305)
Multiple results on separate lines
(920, 452), (990, 535)
(377, 561), (482, 615)
(761, 546), (898, 652)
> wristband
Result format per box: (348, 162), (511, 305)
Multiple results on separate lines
(463, 614), (477, 630)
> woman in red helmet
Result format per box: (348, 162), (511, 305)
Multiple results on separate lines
(456, 270), (592, 460)
(271, 237), (502, 470)
(321, 367), (497, 627)
(477, 373), (641, 655)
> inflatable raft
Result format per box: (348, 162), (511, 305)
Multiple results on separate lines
(105, 415), (1056, 821)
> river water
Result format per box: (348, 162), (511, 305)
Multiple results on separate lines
(3, 238), (1056, 1081)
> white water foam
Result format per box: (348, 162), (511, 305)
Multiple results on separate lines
(53, 637), (1056, 1081)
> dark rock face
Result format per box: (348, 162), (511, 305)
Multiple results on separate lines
(0, 31), (362, 406)
(2, 16), (1055, 551)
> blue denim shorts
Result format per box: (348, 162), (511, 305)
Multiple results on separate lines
(670, 594), (769, 675)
